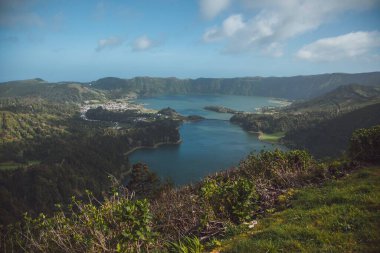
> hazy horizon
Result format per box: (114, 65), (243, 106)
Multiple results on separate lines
(3, 70), (380, 84)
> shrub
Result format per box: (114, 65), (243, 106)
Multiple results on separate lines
(166, 236), (203, 253)
(201, 177), (259, 223)
(7, 190), (156, 253)
(239, 149), (316, 187)
(349, 125), (380, 163)
(126, 163), (162, 198)
(150, 186), (204, 242)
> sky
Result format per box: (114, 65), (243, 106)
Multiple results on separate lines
(0, 0), (379, 82)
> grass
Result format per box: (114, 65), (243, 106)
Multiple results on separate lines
(259, 131), (285, 143)
(218, 167), (380, 253)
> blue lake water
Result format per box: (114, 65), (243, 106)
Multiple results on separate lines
(129, 94), (284, 185)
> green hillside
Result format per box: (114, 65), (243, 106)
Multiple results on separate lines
(92, 72), (380, 100)
(2, 72), (379, 102)
(218, 166), (380, 253)
(284, 103), (380, 158)
(230, 84), (380, 158)
(0, 96), (182, 226)
(284, 84), (380, 113)
(0, 79), (106, 103)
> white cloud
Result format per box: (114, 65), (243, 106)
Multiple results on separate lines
(222, 14), (245, 37)
(297, 31), (380, 61)
(263, 42), (283, 57)
(132, 35), (158, 52)
(95, 36), (123, 52)
(203, 14), (245, 42)
(199, 0), (230, 19)
(202, 0), (379, 55)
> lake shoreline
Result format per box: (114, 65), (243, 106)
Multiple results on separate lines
(128, 94), (286, 184)
(125, 139), (183, 156)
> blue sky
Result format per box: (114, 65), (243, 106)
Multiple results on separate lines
(0, 0), (379, 82)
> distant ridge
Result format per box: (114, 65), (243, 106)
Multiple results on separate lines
(0, 81), (105, 103)
(1, 71), (379, 100)
(284, 84), (380, 113)
(92, 72), (380, 99)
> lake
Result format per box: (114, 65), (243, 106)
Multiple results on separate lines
(129, 94), (285, 185)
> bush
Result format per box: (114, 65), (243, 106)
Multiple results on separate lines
(239, 149), (316, 187)
(126, 163), (161, 198)
(349, 125), (380, 163)
(201, 177), (259, 223)
(7, 190), (156, 253)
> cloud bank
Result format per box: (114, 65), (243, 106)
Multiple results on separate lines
(297, 31), (380, 61)
(201, 0), (379, 56)
(199, 0), (230, 19)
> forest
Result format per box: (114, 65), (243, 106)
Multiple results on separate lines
(230, 84), (380, 158)
(0, 94), (181, 226)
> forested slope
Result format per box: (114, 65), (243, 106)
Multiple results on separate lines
(92, 72), (380, 99)
(0, 79), (106, 103)
(0, 96), (181, 225)
(230, 84), (380, 158)
(2, 72), (379, 101)
(283, 103), (380, 158)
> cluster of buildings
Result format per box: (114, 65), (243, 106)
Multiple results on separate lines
(80, 99), (146, 120)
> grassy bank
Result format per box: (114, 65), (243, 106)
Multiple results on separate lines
(258, 131), (285, 143)
(218, 166), (380, 253)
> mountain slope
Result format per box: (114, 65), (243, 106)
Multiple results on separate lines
(284, 84), (380, 113)
(283, 103), (380, 158)
(92, 72), (380, 99)
(230, 84), (380, 158)
(0, 79), (106, 103)
(231, 84), (380, 133)
(2, 72), (379, 101)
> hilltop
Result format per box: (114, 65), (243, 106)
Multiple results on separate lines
(0, 79), (106, 103)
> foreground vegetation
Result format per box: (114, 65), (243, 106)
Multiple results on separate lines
(2, 126), (379, 252)
(219, 166), (380, 252)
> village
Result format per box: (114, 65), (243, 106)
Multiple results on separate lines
(79, 98), (157, 121)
